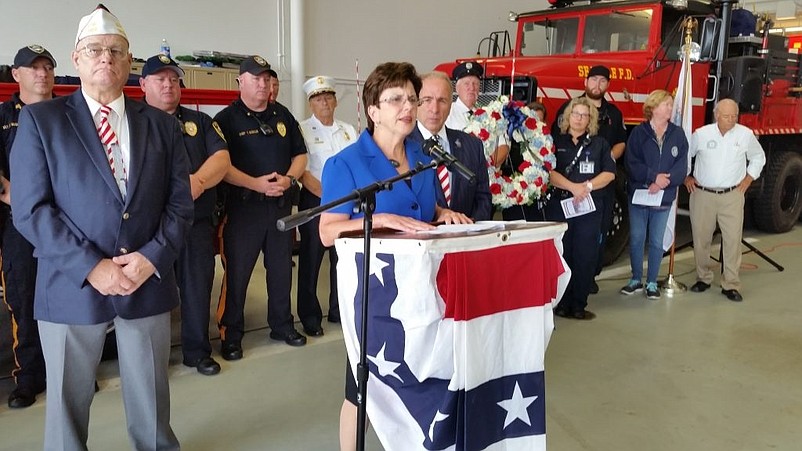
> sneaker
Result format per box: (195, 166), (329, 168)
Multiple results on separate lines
(645, 282), (661, 300)
(620, 280), (643, 295)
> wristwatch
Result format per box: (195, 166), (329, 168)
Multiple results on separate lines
(586, 181), (593, 191)
(288, 175), (298, 187)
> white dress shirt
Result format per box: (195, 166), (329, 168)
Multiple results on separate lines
(83, 90), (130, 176)
(689, 123), (766, 188)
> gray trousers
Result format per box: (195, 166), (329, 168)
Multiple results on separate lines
(38, 312), (179, 451)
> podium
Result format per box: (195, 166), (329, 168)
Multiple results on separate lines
(335, 222), (570, 450)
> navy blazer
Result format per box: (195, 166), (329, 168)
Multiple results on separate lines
(408, 126), (492, 221)
(10, 90), (193, 325)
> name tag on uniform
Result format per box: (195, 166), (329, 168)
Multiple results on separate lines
(579, 161), (595, 174)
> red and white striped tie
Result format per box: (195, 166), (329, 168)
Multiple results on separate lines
(98, 105), (126, 197)
(437, 163), (451, 206)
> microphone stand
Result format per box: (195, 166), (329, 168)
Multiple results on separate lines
(277, 160), (438, 451)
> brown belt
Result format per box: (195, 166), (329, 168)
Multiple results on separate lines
(694, 183), (738, 194)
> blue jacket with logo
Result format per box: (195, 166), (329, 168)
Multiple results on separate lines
(625, 121), (688, 207)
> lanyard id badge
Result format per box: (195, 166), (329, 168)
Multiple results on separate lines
(579, 160), (595, 174)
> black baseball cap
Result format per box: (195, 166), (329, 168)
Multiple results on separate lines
(141, 54), (184, 78)
(239, 55), (271, 75)
(452, 61), (483, 80)
(587, 65), (610, 80)
(13, 45), (57, 68)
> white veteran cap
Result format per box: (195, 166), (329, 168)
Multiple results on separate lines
(75, 4), (128, 45)
(303, 76), (337, 100)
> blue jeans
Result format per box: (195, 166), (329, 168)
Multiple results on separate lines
(628, 204), (671, 284)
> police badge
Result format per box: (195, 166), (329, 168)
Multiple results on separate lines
(158, 54), (170, 64)
(277, 122), (287, 137)
(184, 121), (198, 137)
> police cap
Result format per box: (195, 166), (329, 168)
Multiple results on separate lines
(240, 55), (271, 75)
(452, 61), (483, 81)
(13, 45), (57, 69)
(141, 54), (184, 78)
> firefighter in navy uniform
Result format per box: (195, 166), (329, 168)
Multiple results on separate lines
(552, 65), (626, 292)
(214, 56), (308, 360)
(0, 45), (57, 408)
(139, 54), (231, 376)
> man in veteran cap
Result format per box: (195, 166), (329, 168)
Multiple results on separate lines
(140, 54), (231, 376)
(296, 75), (357, 334)
(446, 60), (510, 167)
(214, 55), (308, 358)
(0, 44), (56, 409)
(10, 5), (192, 449)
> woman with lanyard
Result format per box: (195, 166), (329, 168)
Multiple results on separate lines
(620, 89), (688, 300)
(547, 97), (615, 320)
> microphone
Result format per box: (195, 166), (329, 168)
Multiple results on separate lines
(422, 137), (476, 184)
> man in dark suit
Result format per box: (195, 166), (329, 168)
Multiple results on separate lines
(10, 6), (191, 450)
(410, 71), (492, 221)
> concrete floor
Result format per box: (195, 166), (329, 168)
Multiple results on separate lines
(1, 223), (801, 450)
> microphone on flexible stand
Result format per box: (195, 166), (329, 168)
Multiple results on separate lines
(422, 137), (476, 185)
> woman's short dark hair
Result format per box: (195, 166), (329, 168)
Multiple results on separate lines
(362, 62), (422, 133)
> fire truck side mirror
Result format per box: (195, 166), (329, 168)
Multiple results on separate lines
(699, 16), (721, 62)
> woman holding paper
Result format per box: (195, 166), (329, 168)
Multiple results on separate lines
(547, 97), (615, 320)
(621, 89), (688, 300)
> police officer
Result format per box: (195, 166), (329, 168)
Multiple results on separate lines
(215, 55), (308, 359)
(0, 45), (56, 408)
(552, 65), (626, 292)
(139, 54), (230, 375)
(297, 76), (357, 334)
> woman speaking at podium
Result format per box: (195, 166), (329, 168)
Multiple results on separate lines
(318, 61), (470, 450)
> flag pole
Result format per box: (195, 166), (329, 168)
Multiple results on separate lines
(660, 16), (696, 296)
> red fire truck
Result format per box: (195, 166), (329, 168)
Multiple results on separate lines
(435, 0), (802, 262)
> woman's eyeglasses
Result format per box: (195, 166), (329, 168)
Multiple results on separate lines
(379, 94), (420, 108)
(570, 111), (591, 119)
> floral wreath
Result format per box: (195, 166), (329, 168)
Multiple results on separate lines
(463, 96), (556, 208)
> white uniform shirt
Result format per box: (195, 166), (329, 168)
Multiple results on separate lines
(690, 123), (766, 188)
(300, 115), (358, 181)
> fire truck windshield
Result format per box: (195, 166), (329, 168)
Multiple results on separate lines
(520, 8), (653, 57)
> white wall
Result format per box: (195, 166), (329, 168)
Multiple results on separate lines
(0, 0), (283, 74)
(0, 0), (549, 124)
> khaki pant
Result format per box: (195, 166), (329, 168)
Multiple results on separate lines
(689, 189), (745, 290)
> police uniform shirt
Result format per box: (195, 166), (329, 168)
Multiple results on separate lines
(214, 99), (307, 179)
(300, 114), (357, 181)
(553, 132), (615, 200)
(176, 105), (228, 219)
(689, 122), (766, 188)
(0, 93), (24, 180)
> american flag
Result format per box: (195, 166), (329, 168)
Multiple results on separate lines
(336, 224), (570, 450)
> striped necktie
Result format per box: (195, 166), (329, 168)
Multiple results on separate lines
(98, 105), (126, 198)
(434, 136), (451, 206)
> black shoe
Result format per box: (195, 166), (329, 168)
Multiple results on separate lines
(571, 310), (596, 321)
(553, 307), (571, 318)
(589, 280), (599, 294)
(302, 325), (324, 337)
(690, 281), (711, 292)
(270, 329), (307, 347)
(721, 289), (743, 302)
(8, 385), (43, 409)
(327, 314), (341, 324)
(185, 356), (222, 376)
(220, 342), (243, 361)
